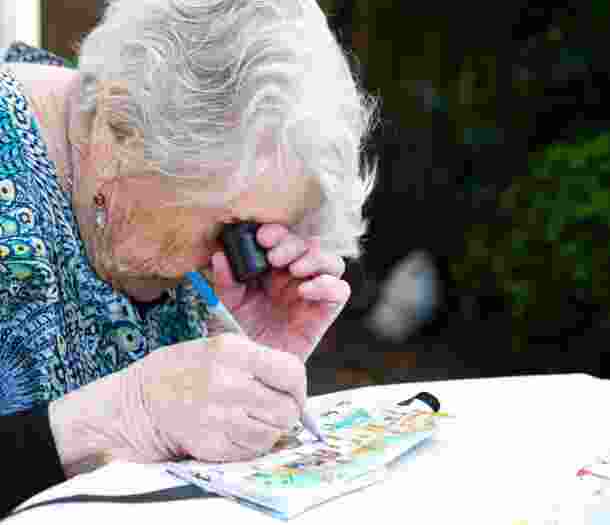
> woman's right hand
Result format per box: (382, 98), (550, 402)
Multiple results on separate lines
(49, 334), (307, 477)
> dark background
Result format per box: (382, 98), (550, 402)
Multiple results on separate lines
(309, 1), (610, 394)
(40, 1), (610, 395)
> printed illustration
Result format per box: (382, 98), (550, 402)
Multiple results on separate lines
(166, 398), (440, 520)
(177, 400), (436, 496)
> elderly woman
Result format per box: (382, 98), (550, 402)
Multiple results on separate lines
(0, 0), (377, 514)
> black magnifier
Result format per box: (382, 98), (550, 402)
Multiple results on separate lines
(220, 222), (270, 282)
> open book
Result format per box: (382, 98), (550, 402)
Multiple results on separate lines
(166, 394), (440, 520)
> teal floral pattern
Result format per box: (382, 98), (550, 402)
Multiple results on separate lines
(4, 42), (68, 68)
(0, 66), (209, 415)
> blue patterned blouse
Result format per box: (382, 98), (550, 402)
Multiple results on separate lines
(0, 53), (210, 415)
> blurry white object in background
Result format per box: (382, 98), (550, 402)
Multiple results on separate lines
(0, 0), (41, 49)
(366, 250), (439, 342)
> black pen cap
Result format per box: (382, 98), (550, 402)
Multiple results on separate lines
(398, 392), (441, 412)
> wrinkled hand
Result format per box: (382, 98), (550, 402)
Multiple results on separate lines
(210, 224), (351, 362)
(49, 334), (306, 476)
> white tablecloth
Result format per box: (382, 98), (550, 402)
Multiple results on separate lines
(9, 374), (610, 524)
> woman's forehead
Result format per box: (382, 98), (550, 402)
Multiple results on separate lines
(227, 150), (323, 225)
(174, 129), (279, 173)
(174, 143), (323, 224)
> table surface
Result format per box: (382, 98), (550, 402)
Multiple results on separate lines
(10, 374), (610, 524)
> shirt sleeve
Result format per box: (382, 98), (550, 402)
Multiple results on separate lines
(0, 404), (67, 518)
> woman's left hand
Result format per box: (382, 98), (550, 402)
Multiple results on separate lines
(209, 223), (350, 362)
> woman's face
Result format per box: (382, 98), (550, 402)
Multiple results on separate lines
(93, 141), (322, 302)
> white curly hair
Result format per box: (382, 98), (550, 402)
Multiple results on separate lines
(76, 0), (379, 257)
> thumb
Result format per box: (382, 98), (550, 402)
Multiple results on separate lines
(210, 251), (246, 310)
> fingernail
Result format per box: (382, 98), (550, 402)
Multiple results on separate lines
(260, 224), (287, 246)
(292, 260), (312, 275)
(257, 224), (276, 244)
(268, 245), (287, 265)
(300, 281), (316, 295)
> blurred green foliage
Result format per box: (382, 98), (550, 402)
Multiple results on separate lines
(63, 57), (78, 69)
(316, 2), (610, 355)
(451, 131), (610, 350)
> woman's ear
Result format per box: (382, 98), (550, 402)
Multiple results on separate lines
(88, 81), (151, 181)
(84, 107), (123, 184)
(96, 81), (136, 145)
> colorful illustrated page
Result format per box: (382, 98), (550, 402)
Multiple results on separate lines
(168, 399), (437, 518)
